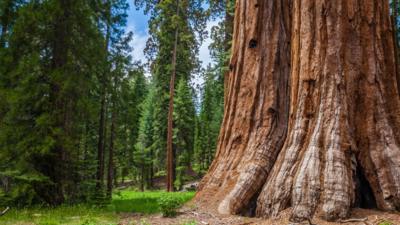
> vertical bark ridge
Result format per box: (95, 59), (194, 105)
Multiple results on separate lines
(196, 0), (291, 213)
(197, 0), (251, 194)
(355, 0), (400, 212)
(218, 0), (291, 215)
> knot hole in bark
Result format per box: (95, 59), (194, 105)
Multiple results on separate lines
(229, 64), (234, 71)
(306, 112), (314, 119)
(303, 79), (316, 88)
(267, 107), (276, 114)
(249, 39), (258, 49)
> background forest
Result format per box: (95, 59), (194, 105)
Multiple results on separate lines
(0, 0), (233, 207)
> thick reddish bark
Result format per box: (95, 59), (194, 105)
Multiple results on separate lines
(196, 0), (400, 222)
(257, 0), (400, 221)
(196, 0), (291, 215)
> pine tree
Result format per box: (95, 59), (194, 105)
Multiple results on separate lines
(0, 0), (107, 205)
(135, 82), (156, 191)
(0, 0), (136, 206)
(134, 0), (206, 190)
(173, 78), (196, 189)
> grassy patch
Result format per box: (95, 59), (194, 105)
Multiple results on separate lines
(379, 221), (394, 225)
(0, 204), (117, 225)
(0, 190), (196, 225)
(112, 190), (195, 214)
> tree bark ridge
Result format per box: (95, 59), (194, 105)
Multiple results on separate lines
(197, 0), (291, 215)
(196, 0), (400, 222)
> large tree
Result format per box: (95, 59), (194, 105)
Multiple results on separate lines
(196, 0), (400, 222)
(134, 0), (206, 191)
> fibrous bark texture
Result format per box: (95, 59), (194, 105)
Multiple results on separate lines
(196, 0), (291, 216)
(196, 0), (400, 222)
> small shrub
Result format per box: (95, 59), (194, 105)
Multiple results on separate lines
(157, 195), (182, 217)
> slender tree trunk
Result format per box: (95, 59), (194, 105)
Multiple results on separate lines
(113, 167), (118, 187)
(196, 0), (400, 222)
(39, 0), (72, 205)
(96, 92), (106, 189)
(83, 122), (89, 179)
(166, 0), (180, 192)
(107, 105), (115, 198)
(96, 9), (111, 190)
(150, 148), (154, 188)
(140, 162), (145, 192)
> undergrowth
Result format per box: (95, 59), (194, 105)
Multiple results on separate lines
(0, 190), (195, 225)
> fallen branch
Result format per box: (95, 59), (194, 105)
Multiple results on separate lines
(339, 217), (368, 223)
(0, 207), (9, 216)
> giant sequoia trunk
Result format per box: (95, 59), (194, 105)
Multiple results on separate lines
(196, 0), (400, 222)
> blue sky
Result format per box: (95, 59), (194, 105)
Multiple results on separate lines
(126, 2), (219, 85)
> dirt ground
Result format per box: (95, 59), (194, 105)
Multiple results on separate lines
(119, 206), (400, 225)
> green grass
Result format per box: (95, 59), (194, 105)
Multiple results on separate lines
(0, 205), (117, 225)
(379, 221), (394, 225)
(0, 190), (196, 225)
(112, 190), (195, 214)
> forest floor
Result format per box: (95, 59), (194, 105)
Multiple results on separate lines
(120, 206), (400, 225)
(1, 189), (399, 225)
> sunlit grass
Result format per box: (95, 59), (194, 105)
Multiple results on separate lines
(112, 190), (195, 214)
(0, 190), (196, 225)
(0, 204), (116, 225)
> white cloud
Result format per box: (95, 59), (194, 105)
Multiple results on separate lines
(198, 19), (221, 68)
(127, 24), (149, 64)
(127, 19), (221, 84)
(193, 19), (221, 87)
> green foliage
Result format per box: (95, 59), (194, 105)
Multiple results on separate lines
(379, 221), (394, 225)
(158, 194), (183, 217)
(133, 0), (206, 188)
(173, 78), (196, 189)
(0, 0), (225, 210)
(0, 0), (139, 206)
(112, 190), (195, 214)
(193, 1), (231, 173)
(194, 65), (224, 172)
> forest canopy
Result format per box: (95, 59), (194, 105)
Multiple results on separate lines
(0, 0), (226, 206)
